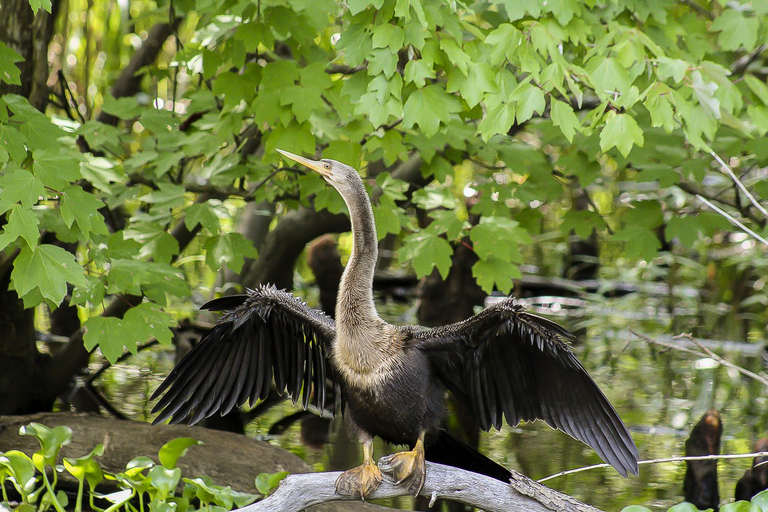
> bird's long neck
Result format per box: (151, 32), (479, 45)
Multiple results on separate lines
(336, 180), (379, 325)
(334, 177), (391, 374)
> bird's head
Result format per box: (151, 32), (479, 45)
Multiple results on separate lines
(277, 149), (362, 196)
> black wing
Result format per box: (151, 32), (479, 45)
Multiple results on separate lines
(151, 284), (337, 425)
(415, 297), (639, 477)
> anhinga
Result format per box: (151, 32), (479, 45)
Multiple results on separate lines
(151, 149), (639, 499)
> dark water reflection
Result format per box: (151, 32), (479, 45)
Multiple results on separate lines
(101, 288), (767, 511)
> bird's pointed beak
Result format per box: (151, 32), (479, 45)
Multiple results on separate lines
(277, 149), (331, 177)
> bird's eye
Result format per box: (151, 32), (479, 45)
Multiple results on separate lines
(324, 162), (331, 170)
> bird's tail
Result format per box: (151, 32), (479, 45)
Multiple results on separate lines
(424, 431), (511, 482)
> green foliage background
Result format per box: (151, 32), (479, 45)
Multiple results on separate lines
(3, 0), (768, 360)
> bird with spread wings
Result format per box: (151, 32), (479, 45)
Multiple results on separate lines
(152, 149), (639, 500)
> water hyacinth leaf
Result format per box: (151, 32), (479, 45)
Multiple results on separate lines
(158, 438), (203, 470)
(19, 423), (72, 464)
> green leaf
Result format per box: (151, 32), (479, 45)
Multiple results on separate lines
(624, 200), (663, 229)
(428, 209), (466, 240)
(403, 60), (434, 88)
(599, 112), (644, 157)
(690, 70), (720, 119)
(20, 423), (72, 464)
(372, 23), (404, 51)
(185, 202), (222, 232)
(0, 450), (37, 496)
(484, 24), (523, 66)
(32, 148), (82, 190)
(255, 472), (288, 496)
(0, 42), (23, 85)
(0, 205), (39, 251)
(470, 217), (528, 263)
(645, 83), (676, 132)
(159, 438), (202, 469)
(101, 96), (141, 120)
(403, 85), (462, 137)
(203, 233), (259, 273)
(448, 63), (498, 109)
(106, 259), (189, 303)
(710, 10), (759, 51)
(0, 124), (27, 165)
(551, 100), (581, 142)
(613, 226), (661, 261)
(60, 185), (108, 237)
(28, 0), (52, 13)
(510, 82), (546, 123)
(85, 304), (176, 363)
(666, 502), (708, 512)
(0, 168), (45, 211)
(752, 490), (768, 507)
(745, 75), (768, 105)
(373, 198), (402, 240)
(398, 232), (453, 278)
(720, 501), (759, 512)
(472, 256), (519, 294)
(587, 57), (631, 97)
(439, 39), (471, 75)
(11, 244), (87, 305)
(561, 210), (603, 239)
(123, 303), (176, 346)
(83, 316), (131, 363)
(148, 466), (182, 500)
(478, 102), (516, 141)
(656, 57), (688, 84)
(63, 444), (104, 489)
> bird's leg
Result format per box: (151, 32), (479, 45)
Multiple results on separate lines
(335, 439), (383, 500)
(378, 432), (426, 496)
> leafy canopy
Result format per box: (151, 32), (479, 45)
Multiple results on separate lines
(1, 0), (767, 362)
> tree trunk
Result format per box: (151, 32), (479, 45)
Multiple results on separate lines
(0, 0), (60, 414)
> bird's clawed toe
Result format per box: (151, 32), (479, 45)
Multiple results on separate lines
(335, 462), (383, 500)
(378, 446), (426, 496)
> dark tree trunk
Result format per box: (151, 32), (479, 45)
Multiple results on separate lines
(0, 0), (61, 414)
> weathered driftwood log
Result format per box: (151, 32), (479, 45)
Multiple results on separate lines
(241, 461), (602, 512)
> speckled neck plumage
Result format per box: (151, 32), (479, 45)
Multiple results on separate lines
(333, 173), (391, 375)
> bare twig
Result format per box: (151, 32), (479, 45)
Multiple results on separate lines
(539, 452), (768, 483)
(631, 329), (768, 388)
(732, 44), (768, 76)
(709, 150), (768, 219)
(696, 195), (768, 247)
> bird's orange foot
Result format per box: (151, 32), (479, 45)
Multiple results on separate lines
(335, 462), (383, 500)
(378, 446), (426, 496)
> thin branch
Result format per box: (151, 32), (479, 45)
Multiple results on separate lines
(732, 44), (768, 76)
(631, 329), (768, 388)
(539, 452), (768, 483)
(696, 195), (768, 247)
(709, 150), (768, 219)
(240, 462), (601, 512)
(680, 0), (714, 19)
(677, 332), (768, 387)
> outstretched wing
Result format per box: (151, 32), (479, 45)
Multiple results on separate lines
(415, 297), (639, 477)
(151, 284), (337, 425)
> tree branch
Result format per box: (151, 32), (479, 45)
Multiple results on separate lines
(241, 463), (601, 512)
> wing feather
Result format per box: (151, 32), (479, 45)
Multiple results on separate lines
(151, 284), (337, 425)
(416, 297), (639, 477)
